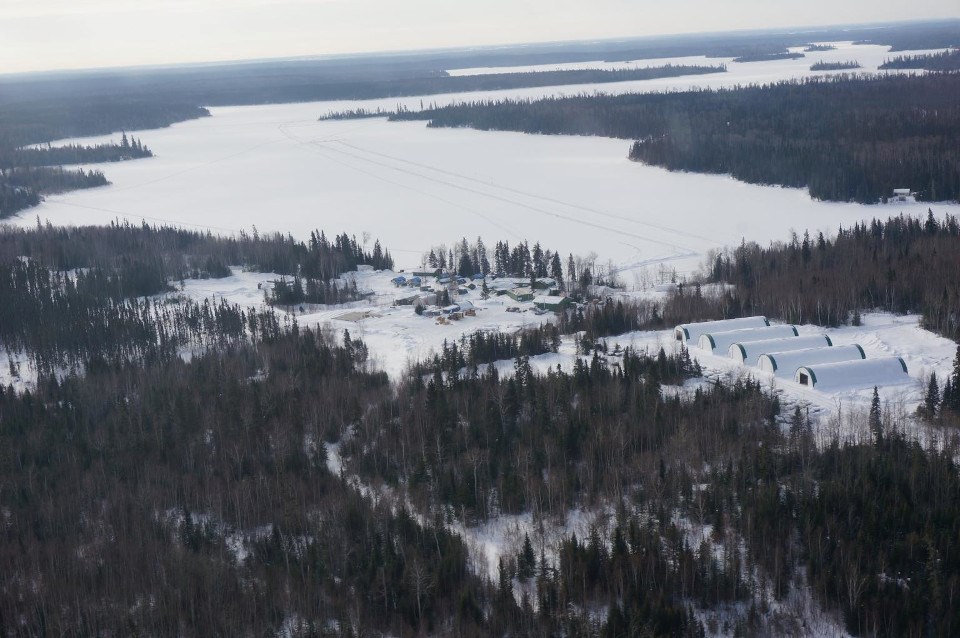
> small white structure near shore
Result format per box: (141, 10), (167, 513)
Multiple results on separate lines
(698, 325), (798, 354)
(728, 334), (832, 364)
(674, 316), (768, 343)
(795, 356), (908, 390)
(890, 188), (916, 203)
(758, 345), (865, 378)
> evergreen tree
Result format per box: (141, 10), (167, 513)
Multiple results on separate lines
(532, 243), (546, 277)
(925, 372), (941, 417)
(518, 533), (536, 581)
(477, 237), (490, 275)
(550, 252), (563, 286)
(951, 345), (960, 412)
(869, 386), (883, 444)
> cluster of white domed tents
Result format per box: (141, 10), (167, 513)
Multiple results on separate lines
(674, 316), (909, 390)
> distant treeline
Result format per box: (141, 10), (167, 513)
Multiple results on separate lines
(879, 49), (960, 71)
(311, 63), (726, 116)
(0, 100), (209, 150)
(393, 73), (960, 203)
(709, 211), (960, 339)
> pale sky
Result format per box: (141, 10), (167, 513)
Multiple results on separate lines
(2, 0), (958, 74)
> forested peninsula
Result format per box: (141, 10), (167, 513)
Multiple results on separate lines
(391, 73), (960, 203)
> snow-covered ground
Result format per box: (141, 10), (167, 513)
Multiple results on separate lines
(7, 42), (957, 280)
(175, 268), (955, 436)
(0, 349), (39, 393)
(513, 311), (950, 432)
(176, 268), (559, 378)
(174, 269), (943, 635)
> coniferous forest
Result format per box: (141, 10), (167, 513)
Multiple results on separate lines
(391, 73), (960, 203)
(707, 211), (960, 339)
(0, 223), (390, 371)
(0, 223), (959, 635)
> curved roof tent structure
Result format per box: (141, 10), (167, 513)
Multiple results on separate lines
(698, 325), (798, 354)
(795, 356), (908, 390)
(674, 316), (768, 343)
(728, 334), (833, 364)
(758, 345), (865, 377)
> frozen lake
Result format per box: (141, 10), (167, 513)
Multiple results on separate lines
(9, 42), (958, 278)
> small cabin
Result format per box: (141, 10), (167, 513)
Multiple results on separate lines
(507, 287), (534, 302)
(533, 295), (572, 312)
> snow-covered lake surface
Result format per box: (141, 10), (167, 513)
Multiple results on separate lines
(7, 42), (957, 278)
(444, 41), (950, 77)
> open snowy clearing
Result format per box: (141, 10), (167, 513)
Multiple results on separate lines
(176, 269), (955, 434)
(7, 42), (958, 280)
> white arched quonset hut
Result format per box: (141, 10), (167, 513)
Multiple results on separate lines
(674, 316), (768, 343)
(697, 325), (798, 354)
(728, 334), (833, 364)
(758, 345), (865, 378)
(795, 356), (909, 390)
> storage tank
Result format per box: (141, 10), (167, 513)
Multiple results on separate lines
(674, 316), (768, 343)
(698, 325), (798, 354)
(728, 334), (833, 364)
(795, 356), (909, 390)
